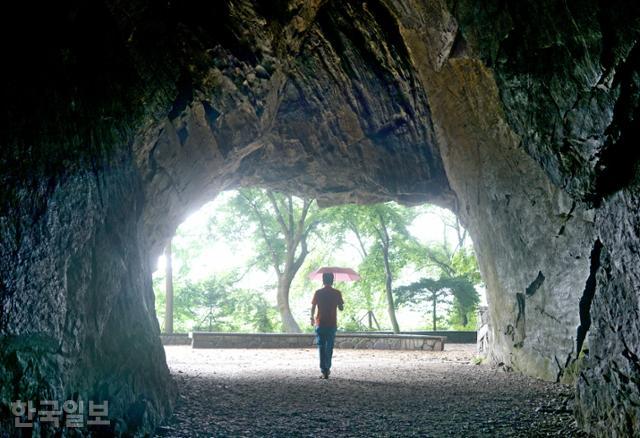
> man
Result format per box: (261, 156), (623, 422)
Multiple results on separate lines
(310, 272), (344, 379)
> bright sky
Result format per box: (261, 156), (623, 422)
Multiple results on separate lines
(155, 193), (468, 277)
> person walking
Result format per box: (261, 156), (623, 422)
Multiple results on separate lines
(310, 272), (344, 379)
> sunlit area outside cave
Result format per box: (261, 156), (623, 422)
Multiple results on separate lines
(153, 189), (485, 335)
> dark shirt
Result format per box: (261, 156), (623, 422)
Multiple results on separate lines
(312, 286), (344, 328)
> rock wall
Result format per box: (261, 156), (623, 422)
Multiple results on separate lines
(0, 0), (639, 435)
(442, 2), (640, 434)
(189, 332), (445, 351)
(392, 0), (597, 382)
(0, 152), (175, 434)
(160, 334), (192, 346)
(0, 2), (179, 434)
(135, 0), (456, 258)
(575, 187), (640, 435)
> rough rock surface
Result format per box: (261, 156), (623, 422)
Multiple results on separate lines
(392, 0), (597, 383)
(0, 0), (639, 435)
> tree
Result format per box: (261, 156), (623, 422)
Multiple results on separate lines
(400, 206), (482, 329)
(321, 206), (376, 329)
(330, 203), (416, 333)
(154, 270), (279, 333)
(396, 276), (479, 330)
(189, 274), (278, 332)
(215, 189), (318, 332)
(377, 208), (401, 333)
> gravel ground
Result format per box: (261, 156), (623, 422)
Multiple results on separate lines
(155, 345), (585, 437)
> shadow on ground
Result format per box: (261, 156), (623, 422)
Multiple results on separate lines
(155, 345), (583, 437)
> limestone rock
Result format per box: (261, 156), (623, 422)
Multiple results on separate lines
(0, 0), (639, 435)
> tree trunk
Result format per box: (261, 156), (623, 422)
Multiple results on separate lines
(277, 274), (301, 333)
(164, 240), (174, 334)
(261, 192), (312, 333)
(382, 246), (400, 333)
(432, 290), (437, 331)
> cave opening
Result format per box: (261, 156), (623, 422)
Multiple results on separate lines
(147, 191), (586, 438)
(151, 189), (484, 337)
(1, 0), (639, 435)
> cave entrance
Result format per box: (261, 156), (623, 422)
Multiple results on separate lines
(152, 189), (484, 338)
(2, 0), (635, 434)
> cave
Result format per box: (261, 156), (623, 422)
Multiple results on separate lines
(1, 0), (639, 435)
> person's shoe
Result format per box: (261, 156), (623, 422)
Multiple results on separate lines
(324, 370), (330, 379)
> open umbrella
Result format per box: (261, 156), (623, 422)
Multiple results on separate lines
(309, 267), (361, 282)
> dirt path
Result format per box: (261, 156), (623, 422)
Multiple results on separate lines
(155, 345), (584, 437)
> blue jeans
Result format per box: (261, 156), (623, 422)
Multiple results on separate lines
(315, 327), (337, 372)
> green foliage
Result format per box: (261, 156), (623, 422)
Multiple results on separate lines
(449, 308), (478, 331)
(208, 188), (319, 332)
(443, 277), (481, 325)
(394, 206), (483, 330)
(154, 191), (485, 334)
(212, 188), (318, 275)
(451, 247), (482, 284)
(154, 272), (279, 333)
(339, 313), (375, 332)
(395, 277), (450, 305)
(395, 276), (479, 330)
(325, 202), (418, 332)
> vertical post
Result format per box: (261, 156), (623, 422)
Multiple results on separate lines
(164, 239), (174, 335)
(432, 290), (437, 331)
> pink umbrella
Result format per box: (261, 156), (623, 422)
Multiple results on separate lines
(309, 267), (361, 282)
